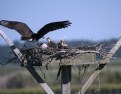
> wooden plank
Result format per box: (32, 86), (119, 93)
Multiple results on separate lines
(77, 37), (121, 94)
(42, 53), (97, 66)
(62, 82), (71, 94)
(0, 30), (98, 66)
(61, 66), (71, 94)
(0, 30), (54, 94)
(26, 65), (54, 94)
(0, 30), (23, 61)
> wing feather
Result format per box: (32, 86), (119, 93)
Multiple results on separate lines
(0, 20), (33, 38)
(37, 20), (71, 39)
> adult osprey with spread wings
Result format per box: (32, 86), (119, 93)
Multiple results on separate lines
(0, 20), (71, 42)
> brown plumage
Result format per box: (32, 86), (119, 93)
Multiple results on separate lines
(0, 20), (71, 42)
(46, 37), (57, 48)
(58, 40), (69, 49)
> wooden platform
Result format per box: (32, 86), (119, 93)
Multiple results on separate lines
(42, 53), (97, 66)
(20, 47), (99, 66)
(1, 30), (120, 94)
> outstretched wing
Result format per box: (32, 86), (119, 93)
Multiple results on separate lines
(37, 20), (71, 39)
(0, 20), (33, 38)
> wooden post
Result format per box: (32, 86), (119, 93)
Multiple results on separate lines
(77, 37), (121, 94)
(26, 65), (54, 94)
(61, 65), (71, 94)
(0, 30), (54, 94)
(2, 29), (121, 94)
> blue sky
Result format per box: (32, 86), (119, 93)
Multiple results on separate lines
(0, 0), (121, 44)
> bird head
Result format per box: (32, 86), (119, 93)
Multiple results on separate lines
(30, 33), (38, 42)
(60, 40), (64, 45)
(46, 37), (51, 42)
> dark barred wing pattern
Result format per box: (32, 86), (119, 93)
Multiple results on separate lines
(0, 20), (33, 38)
(36, 20), (71, 39)
(0, 20), (71, 41)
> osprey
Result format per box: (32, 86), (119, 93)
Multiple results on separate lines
(0, 20), (71, 42)
(58, 40), (69, 49)
(39, 42), (48, 50)
(46, 37), (57, 48)
(57, 40), (70, 80)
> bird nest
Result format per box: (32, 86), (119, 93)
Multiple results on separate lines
(2, 44), (106, 67)
(19, 46), (103, 67)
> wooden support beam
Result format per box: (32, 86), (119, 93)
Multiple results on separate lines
(2, 29), (121, 94)
(0, 30), (23, 61)
(77, 37), (121, 94)
(0, 30), (54, 94)
(26, 65), (54, 94)
(61, 66), (71, 94)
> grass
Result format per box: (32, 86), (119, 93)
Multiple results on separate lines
(0, 86), (59, 94)
(0, 84), (121, 94)
(0, 62), (121, 94)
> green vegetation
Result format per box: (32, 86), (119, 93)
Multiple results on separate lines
(0, 38), (121, 93)
(0, 84), (121, 94)
(0, 62), (121, 94)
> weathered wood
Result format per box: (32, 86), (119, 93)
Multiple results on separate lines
(61, 66), (71, 94)
(0, 30), (98, 66)
(26, 65), (54, 94)
(0, 30), (54, 94)
(19, 47), (98, 66)
(0, 30), (23, 60)
(62, 83), (71, 94)
(2, 30), (120, 94)
(77, 37), (121, 94)
(44, 53), (97, 66)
